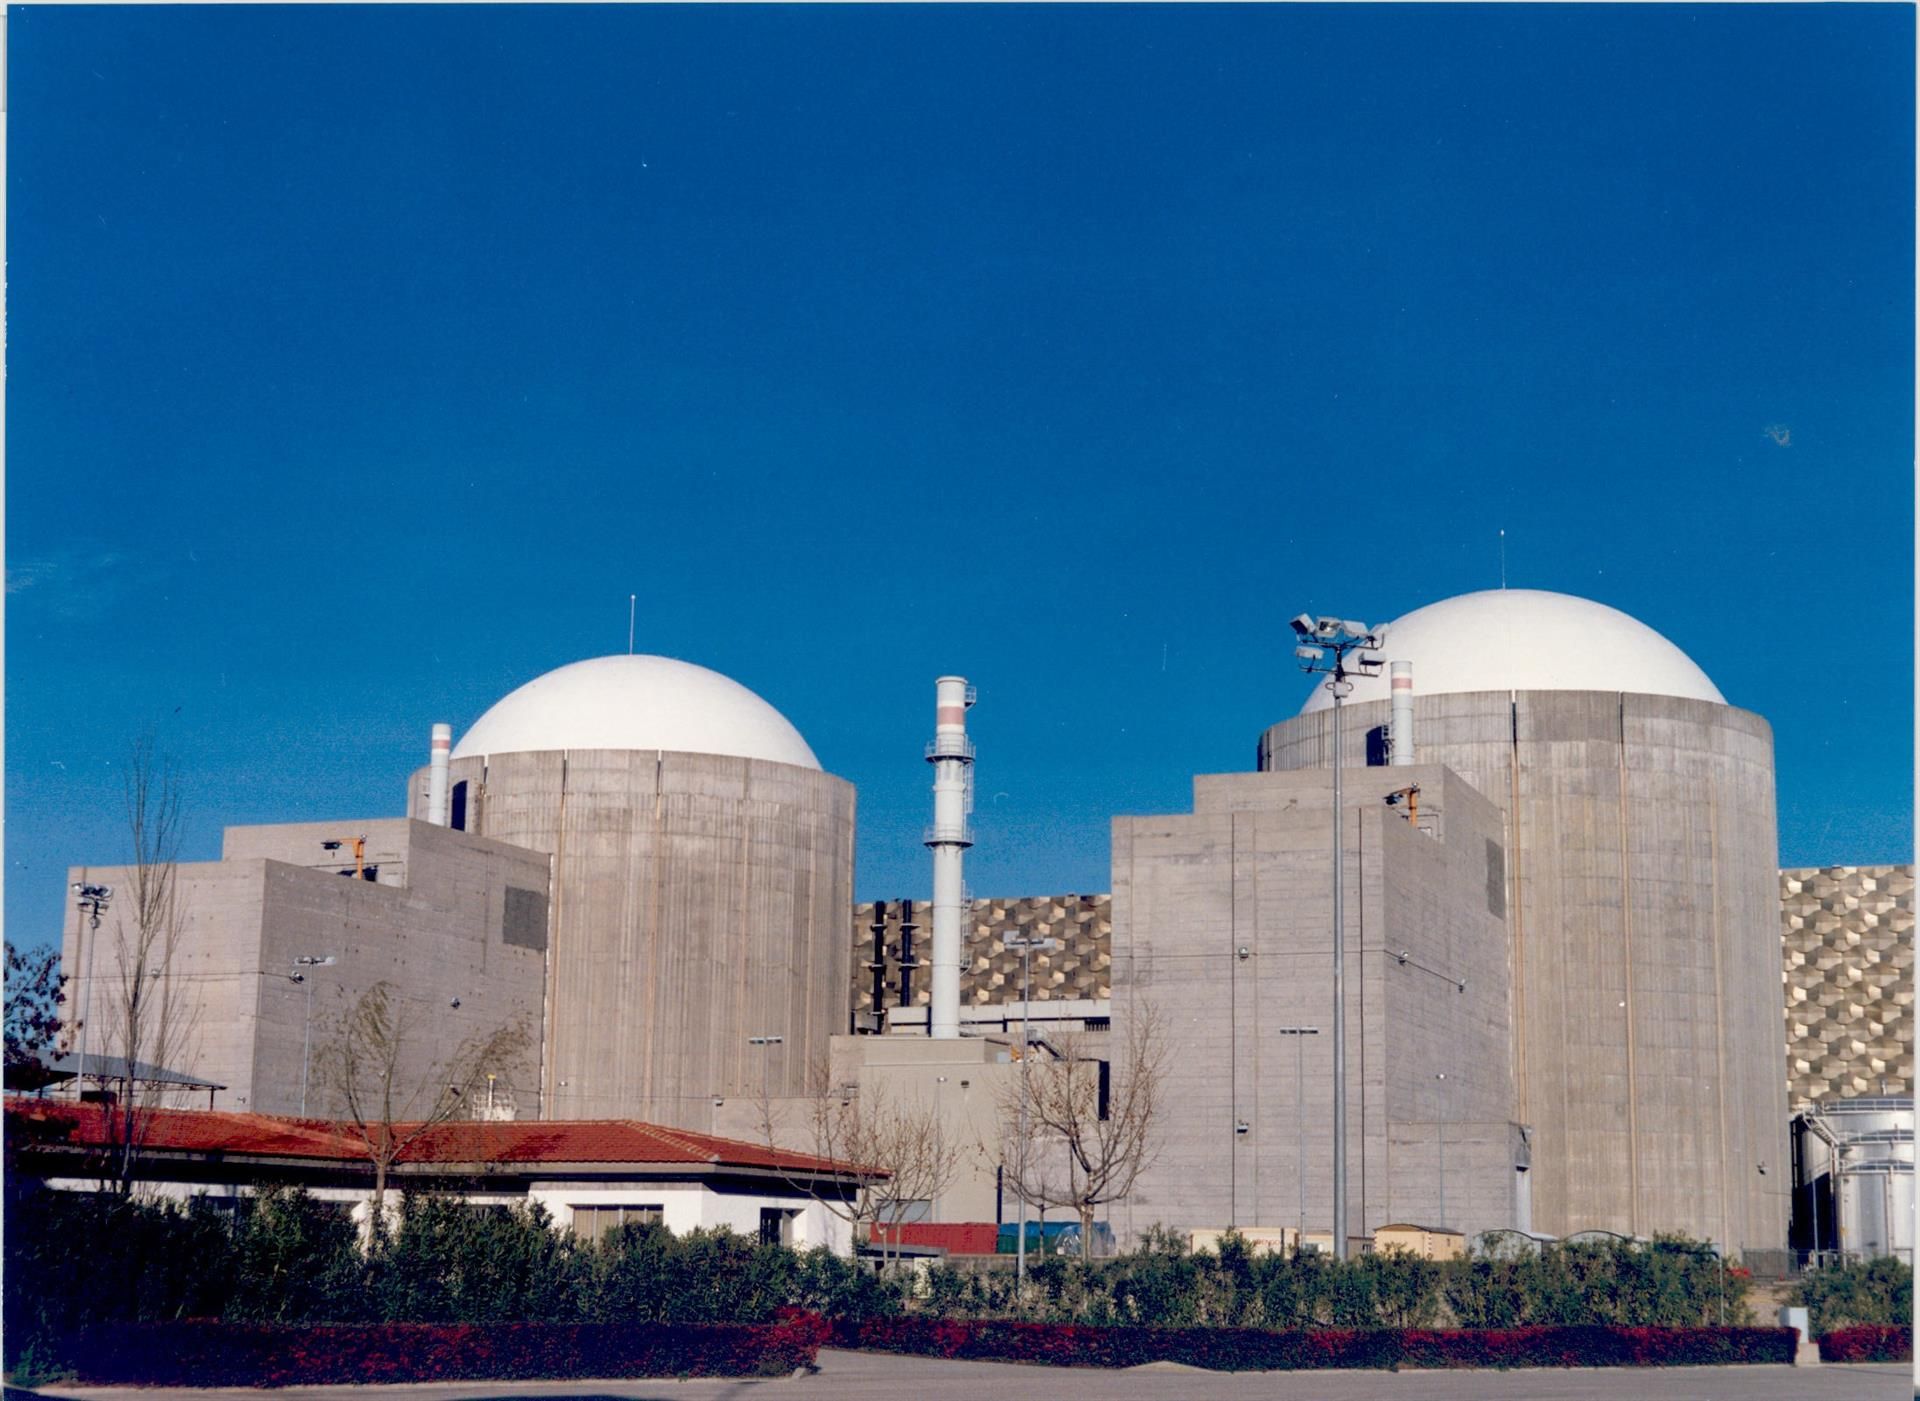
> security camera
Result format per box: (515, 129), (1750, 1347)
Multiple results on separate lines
(450, 997), (462, 1009)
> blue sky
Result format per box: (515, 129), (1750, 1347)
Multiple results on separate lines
(7, 4), (1913, 950)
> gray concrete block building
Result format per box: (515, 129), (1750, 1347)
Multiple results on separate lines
(64, 817), (550, 1117)
(1112, 764), (1522, 1244)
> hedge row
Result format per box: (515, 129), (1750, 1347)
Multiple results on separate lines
(50, 1315), (831, 1387)
(1818, 1324), (1913, 1364)
(832, 1318), (1797, 1370)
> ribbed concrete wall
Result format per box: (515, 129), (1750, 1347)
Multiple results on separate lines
(1259, 690), (1789, 1252)
(417, 750), (854, 1130)
(1113, 765), (1518, 1245)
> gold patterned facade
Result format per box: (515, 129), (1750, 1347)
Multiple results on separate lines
(1781, 864), (1915, 1108)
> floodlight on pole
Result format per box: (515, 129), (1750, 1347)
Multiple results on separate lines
(1003, 934), (1058, 1290)
(69, 883), (114, 1087)
(291, 955), (336, 1116)
(1293, 607), (1385, 1261)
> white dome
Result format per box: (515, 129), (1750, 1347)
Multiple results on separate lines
(1299, 589), (1725, 714)
(453, 655), (821, 769)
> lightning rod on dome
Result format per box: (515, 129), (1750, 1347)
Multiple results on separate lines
(1499, 530), (1507, 591)
(628, 595), (636, 655)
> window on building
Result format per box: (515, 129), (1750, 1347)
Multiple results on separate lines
(450, 781), (469, 832)
(569, 1204), (664, 1243)
(759, 1207), (799, 1248)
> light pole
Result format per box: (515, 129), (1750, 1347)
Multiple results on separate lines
(69, 883), (113, 1091)
(290, 955), (336, 1115)
(1434, 1071), (1449, 1231)
(1292, 613), (1386, 1260)
(1004, 934), (1057, 1290)
(1276, 1026), (1320, 1248)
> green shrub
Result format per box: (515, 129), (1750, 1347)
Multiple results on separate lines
(226, 1185), (363, 1323)
(1795, 1256), (1913, 1335)
(789, 1247), (904, 1320)
(3, 1185), (236, 1368)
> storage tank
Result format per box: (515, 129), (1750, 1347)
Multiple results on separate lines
(1258, 590), (1789, 1253)
(1795, 1096), (1915, 1262)
(410, 655), (854, 1130)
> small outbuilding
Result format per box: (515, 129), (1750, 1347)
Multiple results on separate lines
(5, 1097), (876, 1254)
(1373, 1223), (1469, 1260)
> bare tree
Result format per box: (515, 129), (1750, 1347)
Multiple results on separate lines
(765, 1068), (962, 1265)
(99, 737), (198, 1192)
(1000, 1004), (1166, 1260)
(314, 980), (530, 1236)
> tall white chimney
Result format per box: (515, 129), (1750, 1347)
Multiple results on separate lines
(925, 676), (975, 1040)
(1390, 662), (1415, 766)
(427, 723), (453, 825)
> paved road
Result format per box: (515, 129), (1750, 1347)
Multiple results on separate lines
(18, 1348), (1914, 1401)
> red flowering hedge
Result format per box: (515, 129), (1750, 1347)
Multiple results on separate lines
(1819, 1325), (1912, 1363)
(53, 1314), (830, 1387)
(832, 1319), (1796, 1370)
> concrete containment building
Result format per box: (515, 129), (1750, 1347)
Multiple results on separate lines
(1257, 590), (1789, 1251)
(408, 656), (855, 1129)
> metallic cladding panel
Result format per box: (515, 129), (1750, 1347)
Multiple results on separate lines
(850, 894), (1113, 1017)
(1258, 689), (1789, 1253)
(1782, 866), (1915, 1106)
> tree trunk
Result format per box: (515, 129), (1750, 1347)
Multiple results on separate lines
(116, 1083), (138, 1195)
(1080, 1203), (1095, 1261)
(372, 1158), (390, 1246)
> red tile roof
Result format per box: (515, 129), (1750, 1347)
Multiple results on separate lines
(4, 1097), (873, 1178)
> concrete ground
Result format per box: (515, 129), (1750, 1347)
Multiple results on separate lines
(16, 1347), (1913, 1401)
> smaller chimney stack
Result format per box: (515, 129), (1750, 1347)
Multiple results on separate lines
(427, 723), (453, 824)
(1389, 663), (1415, 766)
